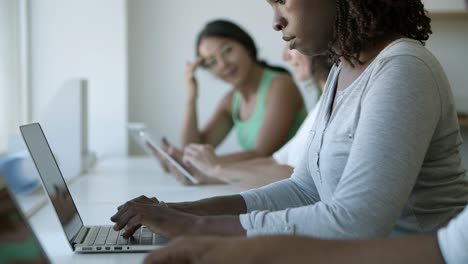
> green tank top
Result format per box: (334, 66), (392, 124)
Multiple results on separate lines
(232, 69), (307, 151)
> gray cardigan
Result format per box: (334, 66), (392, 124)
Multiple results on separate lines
(239, 38), (468, 239)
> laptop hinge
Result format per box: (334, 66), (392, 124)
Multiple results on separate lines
(73, 226), (90, 246)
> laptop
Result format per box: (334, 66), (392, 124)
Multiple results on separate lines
(0, 183), (50, 263)
(20, 123), (168, 253)
(127, 123), (199, 184)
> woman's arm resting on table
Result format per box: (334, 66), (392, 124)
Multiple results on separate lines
(144, 235), (444, 264)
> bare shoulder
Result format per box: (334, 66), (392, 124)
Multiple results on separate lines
(267, 72), (302, 102)
(271, 72), (296, 87)
(219, 89), (236, 114)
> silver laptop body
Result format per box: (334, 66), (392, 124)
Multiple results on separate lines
(20, 123), (168, 253)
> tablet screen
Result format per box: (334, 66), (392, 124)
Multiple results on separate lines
(127, 125), (199, 184)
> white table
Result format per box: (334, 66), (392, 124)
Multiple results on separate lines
(28, 157), (247, 263)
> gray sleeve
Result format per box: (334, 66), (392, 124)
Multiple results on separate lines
(240, 139), (321, 212)
(240, 56), (442, 238)
(437, 207), (468, 264)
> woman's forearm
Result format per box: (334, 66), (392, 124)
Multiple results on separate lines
(168, 194), (247, 216)
(338, 235), (444, 264)
(217, 151), (269, 165)
(212, 158), (292, 188)
(182, 99), (202, 146)
(193, 215), (246, 236)
(242, 235), (444, 264)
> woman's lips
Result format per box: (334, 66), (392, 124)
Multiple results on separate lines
(282, 36), (295, 42)
(222, 67), (238, 79)
(289, 38), (297, 49)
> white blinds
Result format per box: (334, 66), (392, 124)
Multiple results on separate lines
(0, 0), (28, 154)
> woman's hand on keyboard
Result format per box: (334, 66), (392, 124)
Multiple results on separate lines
(110, 195), (199, 238)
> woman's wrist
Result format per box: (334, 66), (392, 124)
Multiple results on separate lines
(207, 163), (222, 178)
(193, 215), (246, 236)
(167, 201), (200, 215)
(168, 195), (247, 216)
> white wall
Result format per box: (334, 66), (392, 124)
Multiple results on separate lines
(426, 16), (468, 167)
(0, 0), (21, 153)
(29, 0), (128, 157)
(426, 16), (468, 114)
(127, 0), (287, 155)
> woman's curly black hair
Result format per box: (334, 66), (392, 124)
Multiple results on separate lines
(329, 0), (432, 65)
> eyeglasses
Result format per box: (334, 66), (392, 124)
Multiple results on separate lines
(201, 44), (234, 71)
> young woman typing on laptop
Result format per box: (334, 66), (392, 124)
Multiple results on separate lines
(111, 0), (468, 245)
(156, 19), (307, 184)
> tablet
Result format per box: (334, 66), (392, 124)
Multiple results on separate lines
(128, 124), (199, 184)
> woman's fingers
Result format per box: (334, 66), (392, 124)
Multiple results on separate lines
(122, 214), (143, 238)
(113, 195), (158, 221)
(116, 209), (140, 234)
(183, 144), (207, 160)
(187, 57), (204, 72)
(156, 151), (171, 172)
(161, 137), (171, 151)
(168, 163), (193, 185)
(112, 202), (138, 231)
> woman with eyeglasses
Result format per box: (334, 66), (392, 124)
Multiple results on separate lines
(157, 20), (307, 184)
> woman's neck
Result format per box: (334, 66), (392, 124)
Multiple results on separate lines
(335, 34), (403, 92)
(236, 63), (264, 100)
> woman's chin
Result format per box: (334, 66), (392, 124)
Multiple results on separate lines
(295, 42), (328, 57)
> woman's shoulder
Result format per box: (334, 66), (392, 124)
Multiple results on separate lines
(219, 89), (237, 112)
(375, 38), (443, 72)
(268, 71), (296, 89)
(361, 38), (453, 115)
(368, 38), (449, 91)
(265, 71), (303, 105)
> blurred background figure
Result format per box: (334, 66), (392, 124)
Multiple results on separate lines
(167, 49), (332, 187)
(283, 43), (327, 111)
(158, 20), (308, 184)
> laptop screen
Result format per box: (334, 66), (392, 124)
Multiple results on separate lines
(0, 185), (49, 263)
(20, 123), (83, 247)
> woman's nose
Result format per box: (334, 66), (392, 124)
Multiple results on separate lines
(214, 56), (228, 73)
(273, 23), (283, 31)
(273, 14), (287, 31)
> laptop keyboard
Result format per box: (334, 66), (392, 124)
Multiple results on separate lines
(85, 226), (166, 246)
